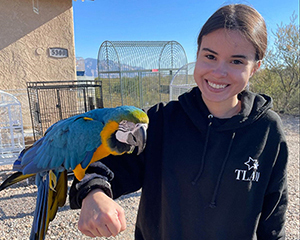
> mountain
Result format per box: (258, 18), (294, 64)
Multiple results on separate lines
(84, 58), (98, 77)
(76, 58), (97, 77)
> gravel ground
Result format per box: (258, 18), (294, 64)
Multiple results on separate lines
(0, 114), (299, 240)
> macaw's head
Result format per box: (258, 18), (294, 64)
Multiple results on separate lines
(104, 106), (149, 155)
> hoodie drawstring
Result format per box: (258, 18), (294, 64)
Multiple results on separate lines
(209, 132), (236, 208)
(191, 114), (236, 208)
(192, 114), (213, 185)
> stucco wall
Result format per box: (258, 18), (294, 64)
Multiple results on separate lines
(0, 0), (75, 88)
(0, 0), (76, 132)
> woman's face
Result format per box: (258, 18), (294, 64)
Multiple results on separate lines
(194, 29), (260, 108)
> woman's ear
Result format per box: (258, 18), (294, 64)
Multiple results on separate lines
(250, 60), (261, 77)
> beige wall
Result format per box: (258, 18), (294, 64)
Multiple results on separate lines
(0, 0), (76, 88)
(0, 0), (76, 131)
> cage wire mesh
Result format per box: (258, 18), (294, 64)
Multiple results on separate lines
(27, 80), (103, 141)
(170, 62), (196, 101)
(0, 90), (25, 165)
(98, 41), (187, 108)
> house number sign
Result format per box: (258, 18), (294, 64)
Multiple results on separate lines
(49, 48), (68, 58)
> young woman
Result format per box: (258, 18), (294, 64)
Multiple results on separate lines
(70, 4), (288, 239)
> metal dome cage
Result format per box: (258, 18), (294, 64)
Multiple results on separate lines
(98, 41), (187, 108)
(170, 62), (196, 101)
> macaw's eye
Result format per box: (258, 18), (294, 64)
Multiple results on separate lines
(116, 120), (136, 143)
(118, 120), (135, 132)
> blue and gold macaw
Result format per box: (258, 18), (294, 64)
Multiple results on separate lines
(0, 106), (148, 240)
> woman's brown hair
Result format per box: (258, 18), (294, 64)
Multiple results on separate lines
(197, 4), (267, 61)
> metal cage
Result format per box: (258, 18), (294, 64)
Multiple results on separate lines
(170, 62), (196, 101)
(27, 80), (103, 140)
(98, 41), (187, 108)
(0, 90), (25, 165)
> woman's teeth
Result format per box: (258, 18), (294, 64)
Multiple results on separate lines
(207, 81), (227, 89)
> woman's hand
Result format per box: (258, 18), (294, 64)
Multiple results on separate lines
(78, 189), (126, 238)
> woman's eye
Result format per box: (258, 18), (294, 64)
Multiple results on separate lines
(232, 59), (243, 65)
(205, 54), (215, 60)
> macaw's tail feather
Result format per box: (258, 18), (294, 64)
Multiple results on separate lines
(48, 170), (68, 221)
(0, 172), (35, 191)
(30, 170), (68, 240)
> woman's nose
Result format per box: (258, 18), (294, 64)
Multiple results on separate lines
(211, 62), (228, 78)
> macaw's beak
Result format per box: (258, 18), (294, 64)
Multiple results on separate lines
(134, 123), (148, 155)
(126, 123), (147, 155)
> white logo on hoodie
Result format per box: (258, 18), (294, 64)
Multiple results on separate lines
(235, 157), (260, 182)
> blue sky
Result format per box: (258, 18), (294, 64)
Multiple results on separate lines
(73, 0), (299, 63)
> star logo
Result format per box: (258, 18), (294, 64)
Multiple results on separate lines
(244, 157), (259, 171)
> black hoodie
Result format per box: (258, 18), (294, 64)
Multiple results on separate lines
(70, 87), (288, 240)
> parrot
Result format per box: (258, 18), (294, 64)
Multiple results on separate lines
(0, 105), (149, 240)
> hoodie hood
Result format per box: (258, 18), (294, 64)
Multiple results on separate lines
(178, 87), (273, 132)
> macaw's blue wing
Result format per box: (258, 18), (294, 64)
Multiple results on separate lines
(19, 114), (104, 176)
